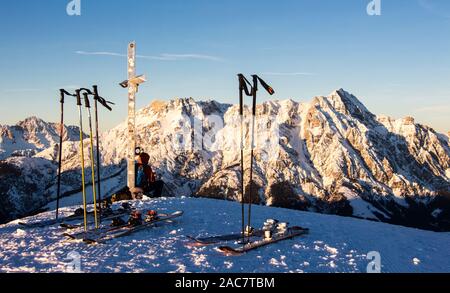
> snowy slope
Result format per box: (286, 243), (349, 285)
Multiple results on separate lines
(0, 197), (449, 273)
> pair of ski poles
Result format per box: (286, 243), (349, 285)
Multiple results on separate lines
(56, 86), (114, 231)
(237, 74), (275, 244)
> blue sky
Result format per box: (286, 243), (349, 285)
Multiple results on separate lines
(0, 0), (449, 133)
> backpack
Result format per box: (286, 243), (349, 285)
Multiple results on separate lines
(136, 165), (149, 188)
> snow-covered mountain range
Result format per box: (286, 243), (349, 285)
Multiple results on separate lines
(0, 117), (81, 160)
(1, 89), (449, 231)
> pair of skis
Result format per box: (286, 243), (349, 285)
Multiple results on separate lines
(187, 226), (309, 255)
(65, 211), (183, 244)
(18, 206), (130, 229)
(187, 229), (265, 246)
(218, 226), (309, 255)
(18, 210), (96, 229)
(59, 209), (130, 230)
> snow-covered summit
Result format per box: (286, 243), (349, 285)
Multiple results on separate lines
(0, 116), (81, 160)
(325, 88), (374, 122)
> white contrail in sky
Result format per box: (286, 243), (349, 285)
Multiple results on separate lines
(75, 51), (223, 61)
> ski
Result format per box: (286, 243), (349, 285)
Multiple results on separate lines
(18, 210), (95, 228)
(60, 223), (88, 230)
(20, 204), (131, 229)
(64, 210), (182, 241)
(187, 219), (281, 246)
(64, 208), (146, 240)
(83, 211), (183, 244)
(218, 226), (309, 256)
(63, 210), (158, 240)
(60, 209), (130, 230)
(186, 229), (265, 246)
(64, 220), (129, 240)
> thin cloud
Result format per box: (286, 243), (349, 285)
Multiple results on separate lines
(262, 72), (316, 76)
(75, 51), (125, 57)
(75, 51), (223, 62)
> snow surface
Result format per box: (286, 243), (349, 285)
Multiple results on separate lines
(0, 197), (449, 273)
(339, 186), (389, 219)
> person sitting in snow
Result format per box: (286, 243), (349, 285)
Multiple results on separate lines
(132, 152), (164, 199)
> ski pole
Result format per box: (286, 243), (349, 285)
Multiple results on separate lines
(83, 92), (99, 229)
(93, 87), (102, 222)
(75, 89), (88, 232)
(56, 90), (65, 221)
(239, 76), (245, 244)
(247, 75), (258, 237)
(247, 75), (275, 241)
(56, 89), (76, 220)
(92, 85), (114, 223)
(237, 74), (253, 244)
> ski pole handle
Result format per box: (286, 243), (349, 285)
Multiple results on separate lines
(60, 89), (76, 103)
(75, 90), (82, 106)
(92, 85), (114, 111)
(59, 89), (65, 104)
(78, 88), (93, 95)
(98, 96), (113, 111)
(254, 75), (275, 96)
(83, 93), (91, 108)
(238, 74), (253, 97)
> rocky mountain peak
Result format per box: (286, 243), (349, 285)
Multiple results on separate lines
(325, 89), (375, 123)
(17, 116), (46, 127)
(17, 116), (55, 138)
(0, 116), (81, 160)
(149, 100), (168, 115)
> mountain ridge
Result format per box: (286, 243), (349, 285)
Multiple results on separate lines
(0, 89), (449, 231)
